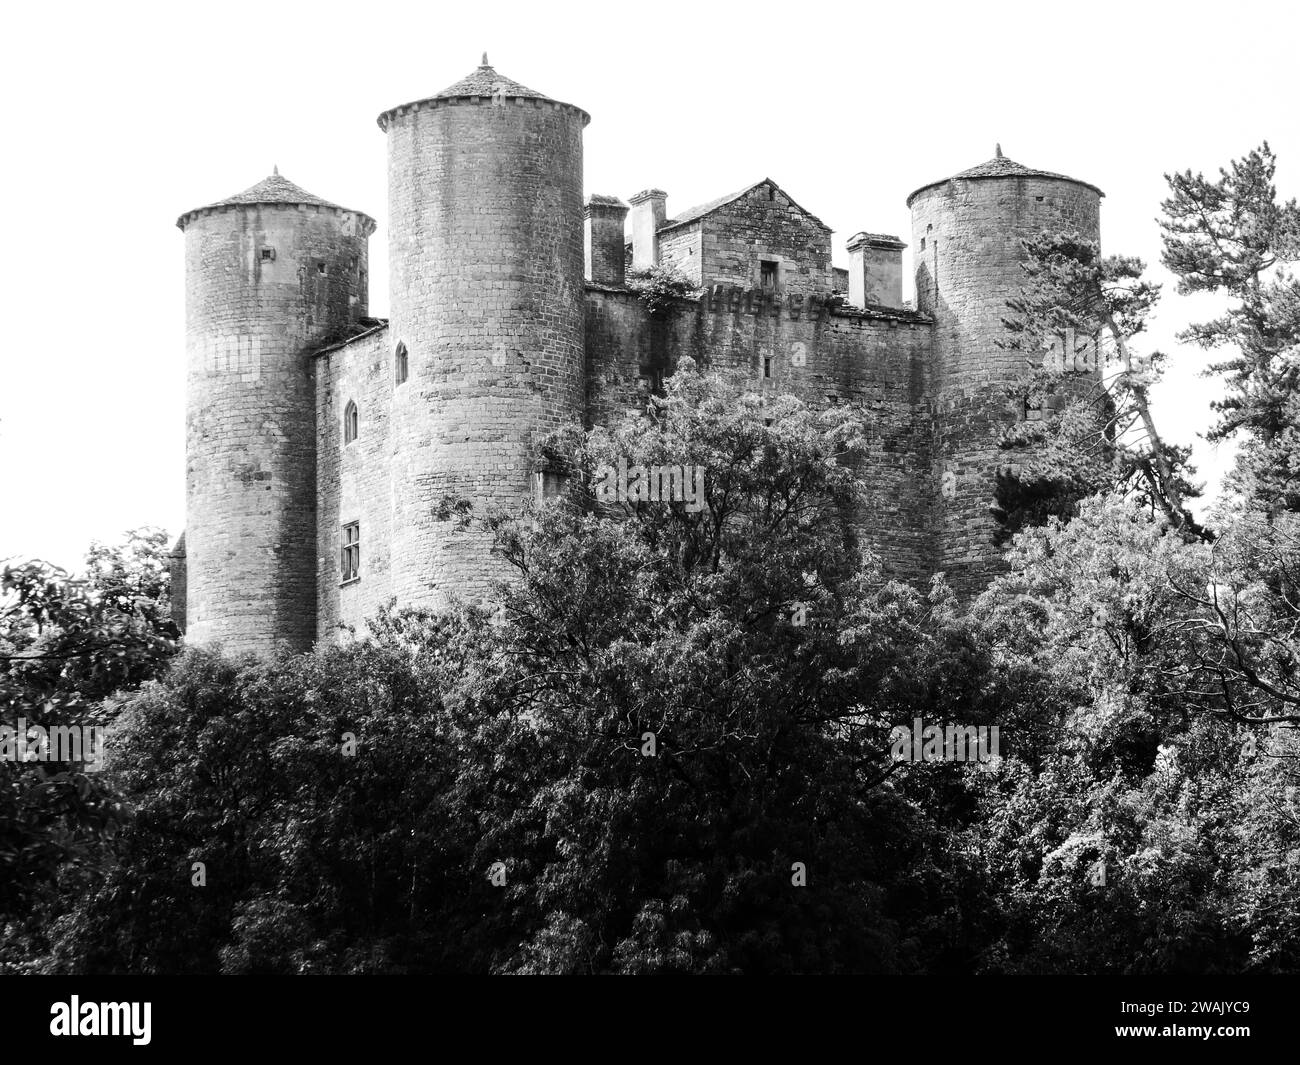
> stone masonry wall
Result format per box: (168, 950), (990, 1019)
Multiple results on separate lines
(315, 325), (393, 642)
(385, 95), (587, 610)
(657, 224), (702, 284)
(183, 202), (370, 654)
(695, 183), (833, 297)
(912, 175), (1102, 595)
(585, 286), (936, 582)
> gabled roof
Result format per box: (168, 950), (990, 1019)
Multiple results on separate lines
(311, 318), (390, 357)
(906, 147), (1104, 206)
(176, 168), (374, 231)
(657, 178), (831, 234)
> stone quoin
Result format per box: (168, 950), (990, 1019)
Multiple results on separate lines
(174, 61), (1104, 655)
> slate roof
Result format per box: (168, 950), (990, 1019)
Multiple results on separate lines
(376, 57), (589, 129)
(176, 169), (373, 230)
(658, 178), (831, 234)
(906, 148), (1104, 206)
(311, 318), (390, 357)
(432, 60), (551, 101)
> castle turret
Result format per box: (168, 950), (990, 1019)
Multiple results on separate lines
(178, 171), (375, 653)
(378, 58), (589, 608)
(908, 148), (1103, 594)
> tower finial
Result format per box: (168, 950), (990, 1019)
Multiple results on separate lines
(481, 51), (490, 66)
(995, 143), (1003, 159)
(273, 163), (280, 176)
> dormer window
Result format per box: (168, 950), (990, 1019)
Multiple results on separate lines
(343, 400), (358, 444)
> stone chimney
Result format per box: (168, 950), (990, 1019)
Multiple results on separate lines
(585, 194), (629, 286)
(846, 232), (907, 310)
(628, 189), (667, 272)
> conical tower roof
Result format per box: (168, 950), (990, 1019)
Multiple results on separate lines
(176, 168), (375, 231)
(906, 146), (1103, 206)
(377, 55), (589, 131)
(432, 54), (551, 101)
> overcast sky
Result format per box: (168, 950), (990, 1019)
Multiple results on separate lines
(2, 0), (1296, 569)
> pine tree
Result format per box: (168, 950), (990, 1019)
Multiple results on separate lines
(1160, 143), (1300, 511)
(997, 231), (1202, 538)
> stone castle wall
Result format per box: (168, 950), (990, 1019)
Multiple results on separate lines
(176, 64), (1107, 650)
(912, 174), (1101, 595)
(656, 225), (703, 283)
(384, 95), (588, 611)
(314, 325), (393, 640)
(653, 183), (835, 298)
(584, 286), (935, 582)
(698, 186), (833, 297)
(182, 202), (370, 654)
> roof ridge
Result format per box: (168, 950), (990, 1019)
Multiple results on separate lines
(658, 178), (831, 234)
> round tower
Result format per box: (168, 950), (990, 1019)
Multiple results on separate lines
(378, 58), (589, 607)
(908, 149), (1103, 596)
(178, 171), (375, 653)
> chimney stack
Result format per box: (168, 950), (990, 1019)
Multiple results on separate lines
(585, 195), (629, 286)
(628, 189), (667, 272)
(846, 232), (907, 310)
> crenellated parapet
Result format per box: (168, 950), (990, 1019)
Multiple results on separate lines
(181, 63), (1109, 650)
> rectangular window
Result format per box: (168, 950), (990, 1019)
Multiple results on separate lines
(341, 522), (360, 583)
(760, 260), (778, 290)
(762, 355), (773, 379)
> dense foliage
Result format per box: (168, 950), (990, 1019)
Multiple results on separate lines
(4, 148), (1299, 974)
(1, 529), (177, 971)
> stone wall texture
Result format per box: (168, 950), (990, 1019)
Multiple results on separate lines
(314, 325), (393, 641)
(585, 200), (628, 287)
(180, 71), (1107, 650)
(911, 174), (1102, 594)
(583, 288), (935, 582)
(182, 201), (370, 654)
(384, 94), (587, 610)
(697, 183), (832, 296)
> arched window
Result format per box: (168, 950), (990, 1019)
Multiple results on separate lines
(344, 400), (358, 444)
(395, 342), (408, 385)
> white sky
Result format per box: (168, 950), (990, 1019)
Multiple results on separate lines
(2, 0), (1296, 570)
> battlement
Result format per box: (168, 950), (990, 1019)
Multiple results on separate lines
(178, 60), (1105, 650)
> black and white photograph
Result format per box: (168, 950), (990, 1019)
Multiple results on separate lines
(2, 0), (1297, 1046)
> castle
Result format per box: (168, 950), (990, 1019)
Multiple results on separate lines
(173, 57), (1103, 655)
